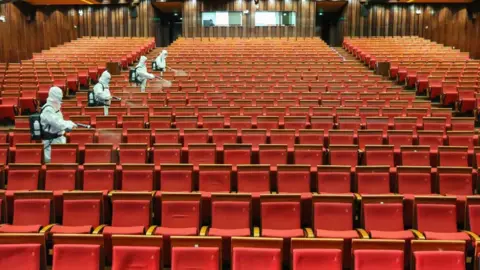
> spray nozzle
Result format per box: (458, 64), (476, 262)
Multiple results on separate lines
(76, 123), (92, 129)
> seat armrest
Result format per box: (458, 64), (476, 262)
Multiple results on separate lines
(200, 226), (209, 236)
(304, 228), (314, 238)
(93, 224), (107, 234)
(356, 228), (370, 239)
(409, 229), (426, 240)
(146, 225), (157, 236)
(40, 224), (57, 233)
(253, 227), (260, 237)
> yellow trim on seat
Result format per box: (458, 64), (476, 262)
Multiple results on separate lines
(253, 227), (260, 237)
(463, 230), (480, 241)
(93, 224), (107, 234)
(410, 229), (426, 240)
(200, 226), (209, 236)
(353, 193), (362, 201)
(40, 224), (56, 233)
(356, 229), (370, 239)
(146, 226), (157, 236)
(304, 228), (315, 238)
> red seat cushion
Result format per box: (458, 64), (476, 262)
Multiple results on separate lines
(172, 247), (219, 270)
(103, 226), (145, 235)
(0, 224), (41, 233)
(53, 244), (100, 270)
(112, 246), (161, 270)
(293, 249), (342, 270)
(233, 247), (281, 270)
(354, 249), (404, 270)
(262, 228), (304, 238)
(315, 229), (359, 239)
(370, 230), (414, 240)
(50, 225), (92, 234)
(208, 228), (251, 237)
(414, 251), (465, 270)
(154, 226), (198, 236)
(0, 243), (41, 270)
(423, 231), (470, 241)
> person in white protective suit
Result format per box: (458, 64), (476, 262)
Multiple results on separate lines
(136, 56), (155, 92)
(93, 70), (112, 106)
(155, 50), (168, 76)
(40, 87), (77, 163)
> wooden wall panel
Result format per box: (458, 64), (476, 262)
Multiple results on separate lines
(182, 0), (316, 38)
(341, 0), (480, 59)
(0, 0), (156, 63)
(0, 3), (78, 63)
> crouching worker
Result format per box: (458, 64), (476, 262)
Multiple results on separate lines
(40, 87), (77, 163)
(136, 56), (156, 92)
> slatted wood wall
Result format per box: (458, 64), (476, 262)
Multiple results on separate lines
(341, 0), (480, 59)
(76, 0), (155, 38)
(0, 1), (156, 63)
(182, 0), (316, 38)
(0, 3), (78, 63)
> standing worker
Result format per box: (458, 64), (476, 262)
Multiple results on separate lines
(40, 86), (77, 163)
(93, 70), (112, 106)
(136, 56), (155, 92)
(155, 50), (168, 76)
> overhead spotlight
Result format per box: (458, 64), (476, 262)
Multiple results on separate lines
(283, 13), (287, 16)
(174, 13), (178, 16)
(79, 10), (84, 16)
(319, 12), (323, 16)
(243, 10), (249, 14)
(180, 17), (183, 20)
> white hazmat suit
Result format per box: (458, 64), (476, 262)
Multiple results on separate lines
(93, 70), (112, 106)
(135, 56), (155, 92)
(41, 87), (77, 163)
(155, 50), (168, 75)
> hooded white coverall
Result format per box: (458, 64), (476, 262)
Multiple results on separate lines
(93, 70), (112, 106)
(40, 87), (77, 163)
(136, 56), (155, 92)
(155, 50), (168, 75)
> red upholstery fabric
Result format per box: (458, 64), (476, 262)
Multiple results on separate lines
(364, 203), (404, 231)
(294, 149), (323, 167)
(262, 228), (304, 238)
(365, 150), (394, 167)
(111, 200), (150, 227)
(119, 148), (147, 164)
(329, 149), (358, 166)
(199, 170), (231, 193)
(259, 149), (287, 167)
(171, 247), (219, 270)
(83, 169), (115, 191)
(188, 148), (215, 166)
(293, 249), (342, 270)
(112, 246), (161, 270)
(84, 148), (112, 163)
(233, 247), (281, 270)
(211, 201), (250, 233)
(468, 204), (480, 235)
(209, 228), (250, 237)
(224, 149), (251, 166)
(53, 244), (100, 270)
(397, 172), (432, 195)
(153, 148), (181, 164)
(354, 250), (404, 270)
(317, 171), (351, 193)
(7, 169), (40, 191)
(314, 202), (353, 231)
(50, 225), (92, 234)
(0, 224), (42, 233)
(277, 171), (310, 193)
(416, 204), (457, 233)
(45, 170), (76, 191)
(0, 244), (41, 270)
(438, 173), (472, 196)
(121, 169), (154, 191)
(237, 171), (270, 193)
(414, 251), (465, 270)
(423, 231), (470, 241)
(103, 226), (145, 235)
(261, 202), (300, 231)
(62, 199), (101, 227)
(12, 199), (51, 226)
(161, 201), (200, 229)
(369, 230), (414, 240)
(15, 148), (42, 164)
(160, 169), (193, 192)
(356, 171), (390, 194)
(51, 148), (77, 164)
(315, 229), (359, 238)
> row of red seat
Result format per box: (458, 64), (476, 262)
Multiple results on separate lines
(0, 233), (468, 270)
